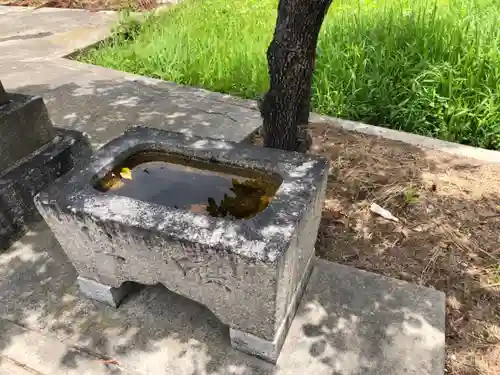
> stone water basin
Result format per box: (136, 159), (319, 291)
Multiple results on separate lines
(34, 126), (329, 363)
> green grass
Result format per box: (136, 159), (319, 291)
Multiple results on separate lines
(79, 0), (500, 150)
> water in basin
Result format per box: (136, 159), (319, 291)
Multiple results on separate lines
(95, 151), (280, 219)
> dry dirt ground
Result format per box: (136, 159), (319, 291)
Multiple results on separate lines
(0, 0), (156, 11)
(255, 123), (500, 375)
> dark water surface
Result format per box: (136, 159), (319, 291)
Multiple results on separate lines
(96, 151), (280, 219)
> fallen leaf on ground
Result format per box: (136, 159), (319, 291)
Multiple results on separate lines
(369, 203), (399, 222)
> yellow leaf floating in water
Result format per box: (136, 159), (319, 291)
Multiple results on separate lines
(120, 167), (132, 180)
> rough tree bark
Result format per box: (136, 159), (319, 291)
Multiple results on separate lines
(259, 0), (333, 152)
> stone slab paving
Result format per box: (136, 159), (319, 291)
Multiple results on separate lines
(0, 58), (262, 148)
(0, 7), (115, 60)
(0, 223), (445, 375)
(0, 6), (446, 374)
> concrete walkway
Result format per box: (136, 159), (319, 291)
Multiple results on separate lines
(0, 7), (262, 147)
(0, 6), (445, 375)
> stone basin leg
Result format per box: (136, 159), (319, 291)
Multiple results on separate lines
(229, 256), (314, 363)
(77, 277), (132, 308)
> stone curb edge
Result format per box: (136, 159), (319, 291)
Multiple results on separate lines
(310, 114), (500, 164)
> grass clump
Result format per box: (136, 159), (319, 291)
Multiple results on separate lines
(79, 0), (500, 150)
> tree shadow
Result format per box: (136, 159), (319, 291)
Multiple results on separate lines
(287, 260), (445, 375)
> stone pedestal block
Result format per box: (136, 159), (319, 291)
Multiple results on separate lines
(0, 82), (92, 251)
(34, 126), (329, 363)
(1, 94), (56, 173)
(0, 130), (92, 250)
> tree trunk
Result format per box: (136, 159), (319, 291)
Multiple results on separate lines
(260, 0), (333, 151)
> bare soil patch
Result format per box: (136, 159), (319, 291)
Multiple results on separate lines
(254, 123), (500, 375)
(0, 0), (157, 11)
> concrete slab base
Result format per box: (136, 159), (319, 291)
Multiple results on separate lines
(1, 58), (263, 148)
(78, 275), (288, 363)
(0, 222), (445, 375)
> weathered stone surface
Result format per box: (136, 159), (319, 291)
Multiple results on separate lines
(35, 126), (329, 363)
(0, 93), (56, 174)
(0, 128), (92, 251)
